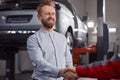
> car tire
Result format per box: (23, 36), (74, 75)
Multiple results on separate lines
(65, 31), (74, 52)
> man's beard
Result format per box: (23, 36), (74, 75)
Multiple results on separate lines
(41, 18), (55, 29)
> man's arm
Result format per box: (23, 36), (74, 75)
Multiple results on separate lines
(65, 44), (73, 66)
(68, 54), (120, 80)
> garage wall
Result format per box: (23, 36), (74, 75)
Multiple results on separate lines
(106, 0), (120, 27)
(70, 0), (86, 18)
(86, 0), (120, 27)
(86, 0), (97, 22)
(106, 0), (120, 53)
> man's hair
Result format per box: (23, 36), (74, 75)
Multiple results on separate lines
(37, 0), (55, 15)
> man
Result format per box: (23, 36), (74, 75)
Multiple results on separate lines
(27, 0), (75, 80)
(67, 53), (120, 80)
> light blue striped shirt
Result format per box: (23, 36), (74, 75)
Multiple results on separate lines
(27, 28), (73, 80)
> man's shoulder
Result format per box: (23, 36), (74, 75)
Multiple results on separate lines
(27, 30), (39, 40)
(54, 31), (65, 38)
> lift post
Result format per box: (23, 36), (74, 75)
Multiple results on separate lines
(0, 47), (18, 80)
(97, 0), (109, 60)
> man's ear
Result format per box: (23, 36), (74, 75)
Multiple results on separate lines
(37, 14), (41, 20)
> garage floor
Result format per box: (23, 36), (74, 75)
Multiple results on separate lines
(0, 73), (97, 80)
(0, 73), (32, 80)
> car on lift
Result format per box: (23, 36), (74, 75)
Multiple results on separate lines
(0, 0), (88, 51)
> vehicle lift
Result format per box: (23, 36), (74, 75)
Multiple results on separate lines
(72, 44), (97, 64)
(72, 22), (109, 65)
(72, 0), (109, 65)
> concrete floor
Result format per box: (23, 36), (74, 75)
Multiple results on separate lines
(0, 73), (32, 80)
(0, 73), (97, 80)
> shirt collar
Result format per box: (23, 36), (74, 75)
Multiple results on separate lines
(39, 28), (55, 34)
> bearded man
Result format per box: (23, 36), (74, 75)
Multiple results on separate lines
(27, 0), (74, 80)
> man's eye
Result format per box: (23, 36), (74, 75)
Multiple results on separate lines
(45, 12), (55, 15)
(45, 13), (49, 15)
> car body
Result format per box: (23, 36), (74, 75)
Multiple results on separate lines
(0, 0), (88, 50)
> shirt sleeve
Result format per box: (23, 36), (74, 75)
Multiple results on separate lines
(27, 35), (60, 78)
(76, 59), (120, 80)
(64, 40), (73, 67)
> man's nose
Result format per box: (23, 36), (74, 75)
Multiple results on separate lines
(49, 13), (54, 17)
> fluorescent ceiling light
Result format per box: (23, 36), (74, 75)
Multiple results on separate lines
(109, 28), (116, 33)
(87, 21), (95, 28)
(91, 27), (117, 34)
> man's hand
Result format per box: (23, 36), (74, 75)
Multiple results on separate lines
(63, 70), (78, 80)
(59, 67), (79, 80)
(67, 66), (76, 73)
(59, 68), (68, 77)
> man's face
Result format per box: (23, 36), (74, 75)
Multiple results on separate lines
(38, 5), (56, 29)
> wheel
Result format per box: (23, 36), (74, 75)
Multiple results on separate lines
(65, 31), (74, 52)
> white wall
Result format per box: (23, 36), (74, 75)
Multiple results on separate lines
(106, 0), (120, 27)
(70, 0), (86, 17)
(86, 0), (97, 22)
(106, 0), (120, 53)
